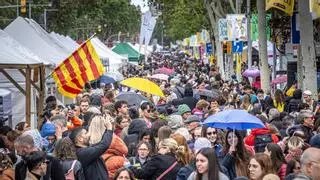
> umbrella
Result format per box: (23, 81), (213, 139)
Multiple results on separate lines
(272, 75), (287, 85)
(242, 68), (260, 78)
(204, 109), (265, 130)
(104, 71), (124, 81)
(148, 74), (169, 81)
(193, 89), (220, 98)
(154, 67), (175, 75)
(116, 92), (149, 107)
(100, 76), (116, 84)
(120, 77), (165, 97)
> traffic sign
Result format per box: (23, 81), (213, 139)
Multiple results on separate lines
(232, 41), (243, 53)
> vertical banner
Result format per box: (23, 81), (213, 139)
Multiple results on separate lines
(236, 53), (242, 81)
(251, 14), (272, 41)
(206, 43), (213, 55)
(139, 11), (152, 45)
(266, 0), (295, 16)
(218, 19), (228, 41)
(226, 14), (248, 41)
(144, 16), (157, 46)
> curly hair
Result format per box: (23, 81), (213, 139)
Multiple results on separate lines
(54, 137), (77, 160)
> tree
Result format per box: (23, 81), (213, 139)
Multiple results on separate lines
(257, 0), (271, 93)
(298, 0), (317, 99)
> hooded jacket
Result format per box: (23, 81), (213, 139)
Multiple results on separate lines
(102, 135), (128, 179)
(286, 89), (303, 113)
(244, 126), (279, 146)
(124, 119), (147, 157)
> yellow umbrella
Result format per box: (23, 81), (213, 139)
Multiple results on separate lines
(120, 77), (164, 97)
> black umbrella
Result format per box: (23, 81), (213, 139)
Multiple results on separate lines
(193, 89), (220, 98)
(116, 92), (149, 108)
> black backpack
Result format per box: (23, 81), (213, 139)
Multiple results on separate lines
(254, 134), (273, 153)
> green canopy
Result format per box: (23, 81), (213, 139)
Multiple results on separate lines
(112, 43), (143, 62)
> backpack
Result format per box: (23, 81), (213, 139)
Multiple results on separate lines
(254, 134), (273, 153)
(65, 160), (77, 180)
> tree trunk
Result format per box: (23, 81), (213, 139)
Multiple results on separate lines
(298, 0), (318, 100)
(257, 0), (271, 93)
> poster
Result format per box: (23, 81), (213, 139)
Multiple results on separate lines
(251, 14), (271, 41)
(139, 11), (156, 46)
(226, 14), (247, 41)
(266, 0), (295, 16)
(218, 19), (228, 41)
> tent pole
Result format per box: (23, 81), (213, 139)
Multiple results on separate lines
(26, 67), (31, 127)
(38, 65), (45, 129)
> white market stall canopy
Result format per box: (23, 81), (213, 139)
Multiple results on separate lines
(128, 43), (153, 55)
(4, 17), (70, 66)
(91, 37), (128, 72)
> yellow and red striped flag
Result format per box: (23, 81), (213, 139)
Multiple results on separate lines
(52, 39), (104, 98)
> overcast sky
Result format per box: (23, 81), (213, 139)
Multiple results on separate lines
(131, 0), (149, 13)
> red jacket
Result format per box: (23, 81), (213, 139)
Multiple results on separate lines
(244, 127), (279, 146)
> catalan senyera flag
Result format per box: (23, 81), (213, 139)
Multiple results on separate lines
(52, 40), (104, 98)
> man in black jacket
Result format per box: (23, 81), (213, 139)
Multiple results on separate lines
(14, 133), (65, 180)
(69, 116), (113, 180)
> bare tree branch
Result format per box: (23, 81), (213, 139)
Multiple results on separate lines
(211, 1), (223, 19)
(228, 0), (236, 13)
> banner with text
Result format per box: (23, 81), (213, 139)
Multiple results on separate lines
(226, 14), (247, 41)
(266, 0), (295, 16)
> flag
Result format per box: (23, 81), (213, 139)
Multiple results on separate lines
(266, 0), (295, 16)
(52, 40), (104, 98)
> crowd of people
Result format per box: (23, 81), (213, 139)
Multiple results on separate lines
(1, 51), (320, 180)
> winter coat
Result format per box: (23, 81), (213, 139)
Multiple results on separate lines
(177, 164), (195, 180)
(293, 173), (312, 180)
(286, 89), (303, 113)
(102, 135), (128, 179)
(129, 153), (181, 180)
(278, 163), (287, 180)
(75, 130), (113, 180)
(0, 168), (14, 180)
(124, 119), (147, 157)
(129, 156), (150, 167)
(287, 125), (314, 143)
(244, 127), (279, 146)
(15, 154), (65, 180)
(59, 159), (85, 180)
(222, 153), (250, 180)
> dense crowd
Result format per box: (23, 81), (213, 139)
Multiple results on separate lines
(1, 51), (320, 180)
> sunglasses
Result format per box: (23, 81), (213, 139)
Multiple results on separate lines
(207, 131), (217, 136)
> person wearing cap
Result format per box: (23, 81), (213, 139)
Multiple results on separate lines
(167, 115), (183, 131)
(177, 104), (192, 121)
(184, 115), (201, 150)
(287, 110), (315, 143)
(302, 90), (317, 113)
(40, 122), (56, 154)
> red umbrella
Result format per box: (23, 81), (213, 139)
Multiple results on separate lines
(272, 75), (287, 85)
(154, 67), (175, 75)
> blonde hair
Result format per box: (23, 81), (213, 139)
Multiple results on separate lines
(158, 138), (178, 153)
(196, 100), (209, 110)
(287, 136), (304, 150)
(88, 114), (113, 144)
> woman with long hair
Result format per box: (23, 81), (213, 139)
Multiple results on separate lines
(222, 130), (251, 179)
(129, 138), (181, 180)
(241, 94), (253, 111)
(54, 137), (85, 180)
(171, 134), (192, 166)
(113, 167), (135, 180)
(187, 148), (229, 180)
(201, 125), (224, 161)
(285, 159), (301, 180)
(273, 89), (285, 112)
(264, 144), (287, 180)
(87, 114), (128, 179)
(248, 153), (275, 180)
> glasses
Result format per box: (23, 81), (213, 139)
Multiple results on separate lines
(207, 131), (217, 136)
(138, 148), (149, 151)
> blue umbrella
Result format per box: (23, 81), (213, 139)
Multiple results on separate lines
(100, 75), (116, 84)
(203, 109), (264, 130)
